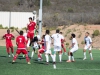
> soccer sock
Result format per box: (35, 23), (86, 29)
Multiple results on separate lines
(13, 55), (18, 61)
(68, 56), (71, 61)
(59, 54), (62, 62)
(31, 51), (34, 58)
(72, 56), (75, 61)
(45, 54), (49, 62)
(84, 52), (86, 58)
(90, 53), (93, 58)
(7, 48), (10, 55)
(26, 55), (30, 62)
(11, 47), (14, 53)
(38, 54), (42, 59)
(53, 54), (56, 62)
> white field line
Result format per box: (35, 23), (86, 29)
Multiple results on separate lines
(56, 68), (100, 70)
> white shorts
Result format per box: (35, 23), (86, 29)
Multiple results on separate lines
(84, 45), (92, 50)
(70, 47), (78, 53)
(45, 49), (51, 54)
(54, 46), (61, 52)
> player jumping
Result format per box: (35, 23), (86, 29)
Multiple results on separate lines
(3, 29), (15, 57)
(83, 32), (93, 60)
(12, 31), (31, 64)
(66, 33), (78, 62)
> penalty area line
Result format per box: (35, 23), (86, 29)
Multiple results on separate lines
(56, 68), (100, 70)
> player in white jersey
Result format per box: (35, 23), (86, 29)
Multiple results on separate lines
(66, 34), (78, 62)
(83, 32), (93, 60)
(51, 29), (64, 69)
(44, 30), (53, 65)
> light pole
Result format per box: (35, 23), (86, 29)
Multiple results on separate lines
(39, 0), (43, 37)
(33, 11), (37, 23)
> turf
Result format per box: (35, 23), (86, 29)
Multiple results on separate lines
(0, 46), (100, 75)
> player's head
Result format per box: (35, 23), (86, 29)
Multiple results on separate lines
(56, 29), (60, 33)
(29, 17), (32, 22)
(71, 33), (76, 38)
(42, 35), (45, 39)
(45, 30), (50, 35)
(20, 31), (23, 35)
(7, 29), (10, 34)
(85, 32), (89, 37)
(60, 32), (62, 34)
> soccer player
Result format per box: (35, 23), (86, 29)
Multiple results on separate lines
(44, 30), (53, 65)
(59, 32), (67, 55)
(37, 35), (45, 61)
(3, 29), (14, 57)
(27, 17), (36, 56)
(12, 31), (31, 64)
(51, 29), (64, 69)
(83, 32), (93, 60)
(31, 31), (41, 58)
(66, 34), (78, 62)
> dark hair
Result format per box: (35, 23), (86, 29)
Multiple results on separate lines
(42, 35), (45, 39)
(7, 29), (10, 32)
(86, 32), (89, 34)
(56, 29), (59, 33)
(60, 32), (62, 34)
(20, 31), (23, 35)
(71, 33), (76, 38)
(29, 17), (32, 20)
(46, 30), (50, 34)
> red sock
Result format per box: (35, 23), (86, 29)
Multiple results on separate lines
(7, 48), (10, 54)
(26, 55), (30, 62)
(11, 47), (14, 53)
(38, 54), (42, 59)
(62, 44), (66, 52)
(13, 55), (18, 61)
(60, 50), (62, 54)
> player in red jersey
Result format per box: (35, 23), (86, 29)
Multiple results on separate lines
(12, 31), (31, 64)
(60, 32), (67, 55)
(3, 29), (15, 57)
(37, 35), (45, 61)
(27, 17), (36, 56)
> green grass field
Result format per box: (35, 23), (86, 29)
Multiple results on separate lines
(0, 46), (100, 75)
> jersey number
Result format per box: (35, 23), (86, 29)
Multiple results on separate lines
(19, 38), (22, 43)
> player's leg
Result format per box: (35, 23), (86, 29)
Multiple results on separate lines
(38, 49), (44, 61)
(59, 51), (62, 62)
(52, 51), (56, 69)
(22, 50), (31, 64)
(45, 53), (49, 64)
(62, 44), (67, 55)
(10, 43), (14, 57)
(27, 39), (31, 57)
(89, 47), (93, 60)
(6, 43), (11, 57)
(31, 46), (35, 58)
(66, 51), (71, 62)
(83, 45), (87, 60)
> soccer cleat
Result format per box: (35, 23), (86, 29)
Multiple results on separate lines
(8, 55), (11, 57)
(83, 58), (87, 60)
(12, 61), (15, 64)
(12, 54), (14, 57)
(46, 62), (49, 65)
(28, 62), (31, 64)
(66, 60), (71, 63)
(91, 58), (93, 60)
(53, 64), (56, 69)
(72, 60), (75, 62)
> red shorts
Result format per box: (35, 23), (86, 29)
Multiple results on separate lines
(16, 49), (28, 54)
(27, 32), (34, 40)
(61, 43), (64, 47)
(39, 48), (45, 54)
(6, 42), (13, 48)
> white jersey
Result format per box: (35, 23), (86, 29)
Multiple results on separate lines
(44, 34), (51, 50)
(36, 35), (41, 40)
(52, 33), (64, 46)
(84, 36), (92, 46)
(72, 38), (78, 48)
(23, 33), (27, 40)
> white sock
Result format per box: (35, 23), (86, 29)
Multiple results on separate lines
(45, 54), (49, 62)
(53, 54), (56, 62)
(72, 56), (74, 61)
(50, 54), (53, 60)
(31, 51), (34, 58)
(68, 56), (71, 61)
(84, 52), (86, 58)
(59, 54), (62, 62)
(90, 53), (93, 58)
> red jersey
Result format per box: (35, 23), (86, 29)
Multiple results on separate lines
(40, 39), (44, 49)
(16, 35), (26, 49)
(3, 33), (14, 43)
(27, 21), (36, 32)
(61, 39), (64, 43)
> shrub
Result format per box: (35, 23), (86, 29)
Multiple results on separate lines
(66, 43), (69, 47)
(22, 27), (27, 30)
(68, 8), (74, 13)
(11, 29), (14, 32)
(78, 34), (81, 38)
(0, 24), (3, 29)
(4, 27), (8, 29)
(67, 29), (71, 34)
(10, 27), (14, 29)
(93, 30), (100, 36)
(81, 41), (85, 44)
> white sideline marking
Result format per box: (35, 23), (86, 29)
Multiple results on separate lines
(56, 68), (100, 70)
